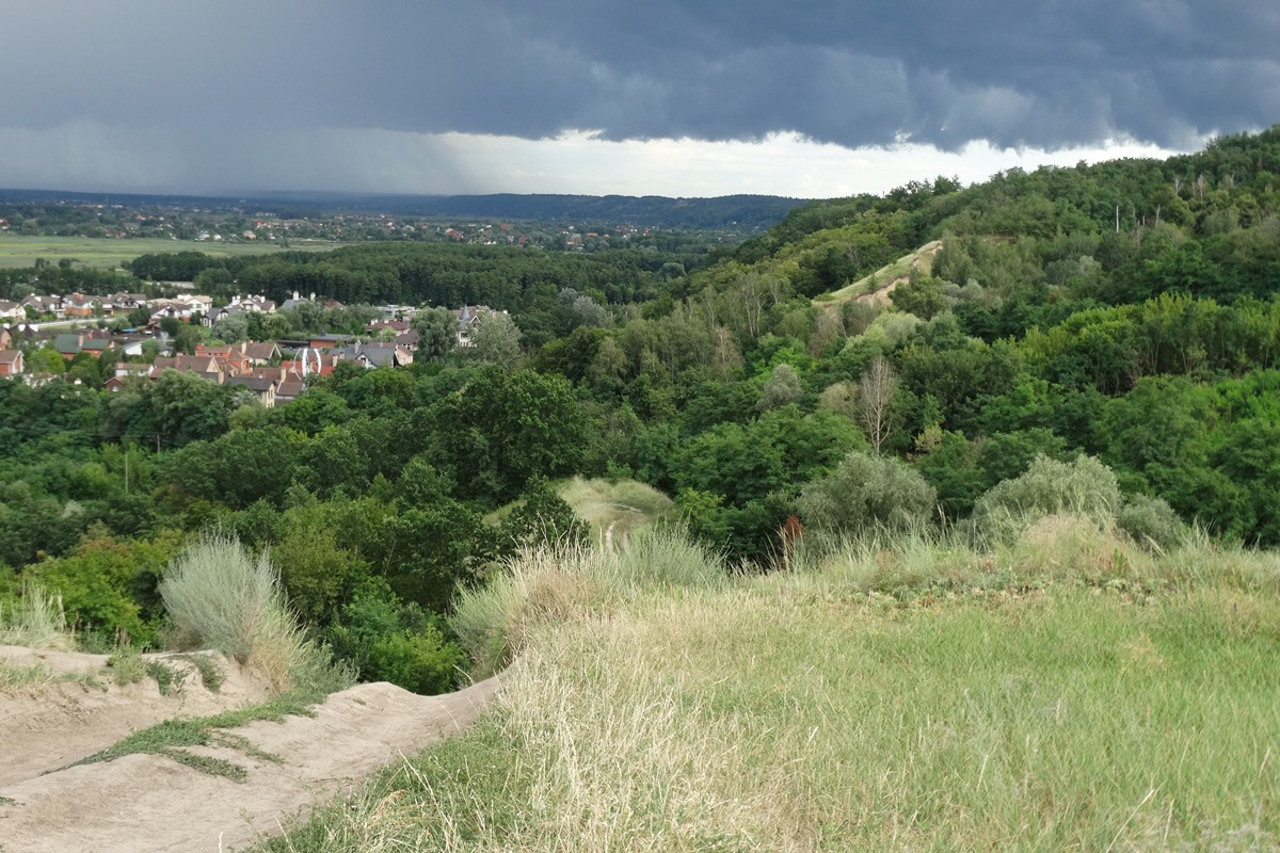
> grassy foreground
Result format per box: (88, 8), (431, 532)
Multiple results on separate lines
(259, 520), (1280, 851)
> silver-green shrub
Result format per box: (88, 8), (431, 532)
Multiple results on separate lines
(973, 454), (1122, 542)
(797, 450), (937, 535)
(159, 531), (289, 661)
(1117, 493), (1187, 551)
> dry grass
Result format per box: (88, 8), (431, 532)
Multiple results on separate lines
(557, 476), (675, 546)
(450, 531), (725, 678)
(0, 584), (76, 651)
(0, 660), (56, 692)
(262, 524), (1280, 852)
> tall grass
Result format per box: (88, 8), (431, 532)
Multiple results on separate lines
(263, 524), (1280, 851)
(450, 529), (725, 677)
(557, 476), (675, 543)
(0, 583), (76, 650)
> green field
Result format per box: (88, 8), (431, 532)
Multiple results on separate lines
(0, 234), (346, 270)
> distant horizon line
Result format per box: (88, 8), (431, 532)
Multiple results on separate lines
(0, 186), (817, 203)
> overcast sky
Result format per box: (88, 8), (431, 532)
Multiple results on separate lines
(2, 0), (1276, 198)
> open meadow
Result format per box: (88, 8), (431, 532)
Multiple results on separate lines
(258, 521), (1280, 852)
(0, 233), (344, 270)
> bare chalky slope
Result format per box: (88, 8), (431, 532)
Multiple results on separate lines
(0, 645), (498, 853)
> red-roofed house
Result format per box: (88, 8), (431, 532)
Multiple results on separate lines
(0, 349), (23, 378)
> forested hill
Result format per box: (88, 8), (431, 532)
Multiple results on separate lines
(655, 124), (1280, 547)
(326, 193), (806, 230)
(0, 188), (805, 231)
(729, 125), (1280, 302)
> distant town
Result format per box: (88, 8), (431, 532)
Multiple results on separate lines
(0, 287), (502, 406)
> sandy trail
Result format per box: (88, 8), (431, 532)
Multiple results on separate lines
(1, 645), (499, 852)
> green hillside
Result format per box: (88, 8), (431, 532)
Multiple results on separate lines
(5, 128), (1280, 851)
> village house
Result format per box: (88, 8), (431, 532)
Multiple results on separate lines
(341, 341), (414, 369)
(150, 354), (224, 383)
(244, 341), (282, 365)
(202, 294), (278, 327)
(306, 333), (355, 351)
(107, 292), (149, 313)
(113, 362), (154, 381)
(454, 305), (506, 347)
(21, 294), (64, 319)
(367, 319), (420, 349)
(53, 332), (116, 361)
(274, 378), (307, 403)
(63, 293), (100, 319)
(279, 351), (341, 378)
(195, 343), (251, 377)
(225, 374), (277, 407)
(0, 349), (24, 378)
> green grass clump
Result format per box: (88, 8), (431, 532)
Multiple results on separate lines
(106, 647), (147, 686)
(71, 712), (283, 782)
(145, 659), (188, 696)
(174, 652), (225, 692)
(68, 684), (346, 782)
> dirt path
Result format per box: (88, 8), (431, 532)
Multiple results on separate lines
(815, 239), (944, 310)
(0, 646), (499, 852)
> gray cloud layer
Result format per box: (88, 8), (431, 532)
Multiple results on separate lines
(1, 0), (1276, 191)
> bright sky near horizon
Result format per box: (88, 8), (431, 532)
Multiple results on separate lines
(2, 1), (1275, 198)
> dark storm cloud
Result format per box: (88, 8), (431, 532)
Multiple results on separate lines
(2, 0), (1276, 156)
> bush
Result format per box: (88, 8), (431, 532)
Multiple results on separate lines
(17, 529), (180, 647)
(797, 450), (937, 535)
(973, 454), (1122, 542)
(159, 532), (282, 660)
(1117, 494), (1187, 552)
(495, 477), (589, 558)
(362, 630), (468, 695)
(157, 532), (340, 693)
(325, 582), (468, 695)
